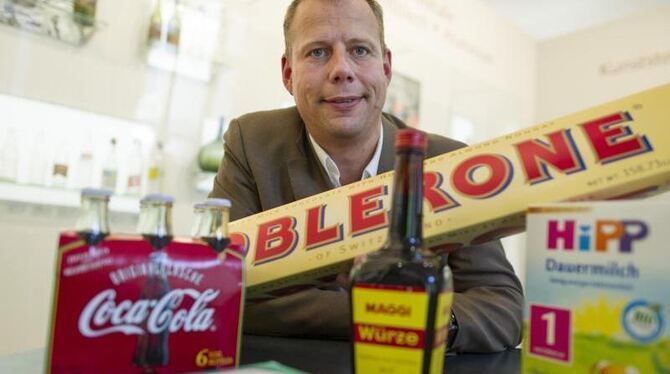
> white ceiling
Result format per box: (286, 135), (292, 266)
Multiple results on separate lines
(480, 0), (670, 40)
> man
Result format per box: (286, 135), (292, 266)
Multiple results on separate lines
(210, 0), (523, 352)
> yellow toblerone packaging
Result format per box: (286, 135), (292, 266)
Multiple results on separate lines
(227, 84), (670, 301)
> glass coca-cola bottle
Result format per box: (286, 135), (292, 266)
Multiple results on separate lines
(191, 198), (231, 253)
(75, 188), (112, 246)
(133, 194), (174, 369)
(350, 129), (454, 374)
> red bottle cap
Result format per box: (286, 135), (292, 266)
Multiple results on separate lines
(395, 128), (428, 151)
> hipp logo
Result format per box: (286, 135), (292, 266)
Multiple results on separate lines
(547, 220), (648, 253)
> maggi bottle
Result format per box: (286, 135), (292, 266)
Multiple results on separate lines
(350, 129), (454, 374)
(75, 188), (112, 246)
(133, 194), (174, 368)
(192, 198), (231, 252)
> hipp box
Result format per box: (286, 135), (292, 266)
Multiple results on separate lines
(523, 201), (670, 373)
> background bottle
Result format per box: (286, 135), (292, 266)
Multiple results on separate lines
(133, 194), (174, 368)
(147, 0), (163, 46)
(51, 140), (70, 188)
(101, 138), (119, 192)
(166, 0), (181, 50)
(75, 188), (112, 246)
(75, 135), (95, 189)
(191, 198), (231, 252)
(0, 127), (18, 183)
(197, 117), (226, 173)
(145, 141), (164, 194)
(73, 0), (97, 26)
(29, 129), (48, 186)
(126, 139), (144, 196)
(350, 129), (453, 374)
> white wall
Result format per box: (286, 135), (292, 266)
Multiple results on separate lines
(0, 0), (537, 355)
(536, 5), (670, 121)
(383, 0), (537, 141)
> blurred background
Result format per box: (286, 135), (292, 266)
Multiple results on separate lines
(1, 0), (669, 354)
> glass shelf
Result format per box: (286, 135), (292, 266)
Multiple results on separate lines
(0, 0), (102, 46)
(0, 182), (140, 214)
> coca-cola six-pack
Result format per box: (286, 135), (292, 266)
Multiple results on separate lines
(47, 193), (244, 373)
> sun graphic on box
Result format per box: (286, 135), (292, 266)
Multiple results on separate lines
(573, 296), (626, 339)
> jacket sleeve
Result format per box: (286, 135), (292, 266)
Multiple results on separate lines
(209, 119), (262, 220)
(448, 240), (524, 352)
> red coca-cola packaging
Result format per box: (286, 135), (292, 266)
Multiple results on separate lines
(46, 233), (245, 373)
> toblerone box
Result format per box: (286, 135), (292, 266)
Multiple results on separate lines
(523, 201), (670, 373)
(228, 83), (670, 302)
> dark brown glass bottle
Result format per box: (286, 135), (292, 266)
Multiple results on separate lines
(350, 129), (453, 374)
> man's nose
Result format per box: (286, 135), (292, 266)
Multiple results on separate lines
(327, 49), (354, 83)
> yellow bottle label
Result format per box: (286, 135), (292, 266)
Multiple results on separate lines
(430, 291), (453, 374)
(352, 284), (453, 374)
(148, 166), (159, 180)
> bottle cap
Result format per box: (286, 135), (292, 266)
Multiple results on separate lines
(395, 128), (427, 151)
(140, 194), (175, 205)
(81, 188), (113, 199)
(204, 198), (232, 209)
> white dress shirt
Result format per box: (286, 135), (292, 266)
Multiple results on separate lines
(307, 124), (384, 187)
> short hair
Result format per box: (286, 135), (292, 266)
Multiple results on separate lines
(283, 0), (386, 57)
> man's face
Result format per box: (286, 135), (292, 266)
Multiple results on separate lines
(282, 0), (392, 144)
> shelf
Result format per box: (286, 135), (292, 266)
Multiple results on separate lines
(0, 182), (139, 214)
(0, 0), (102, 46)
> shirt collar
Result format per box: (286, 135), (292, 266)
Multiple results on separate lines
(308, 123), (384, 188)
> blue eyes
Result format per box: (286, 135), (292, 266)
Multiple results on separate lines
(310, 48), (327, 58)
(353, 47), (368, 57)
(308, 47), (370, 59)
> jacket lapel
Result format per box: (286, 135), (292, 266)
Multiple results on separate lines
(286, 116), (333, 201)
(378, 115), (401, 173)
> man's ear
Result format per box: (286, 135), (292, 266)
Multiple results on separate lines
(281, 55), (293, 95)
(383, 48), (393, 83)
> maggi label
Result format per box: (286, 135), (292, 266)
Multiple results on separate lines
(352, 284), (453, 374)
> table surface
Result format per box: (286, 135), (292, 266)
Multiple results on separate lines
(0, 335), (520, 373)
(241, 335), (520, 374)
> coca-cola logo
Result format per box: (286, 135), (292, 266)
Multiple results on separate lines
(78, 288), (220, 337)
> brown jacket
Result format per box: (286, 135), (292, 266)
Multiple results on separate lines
(210, 107), (523, 352)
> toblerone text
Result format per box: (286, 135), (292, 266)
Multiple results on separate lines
(228, 84), (670, 301)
